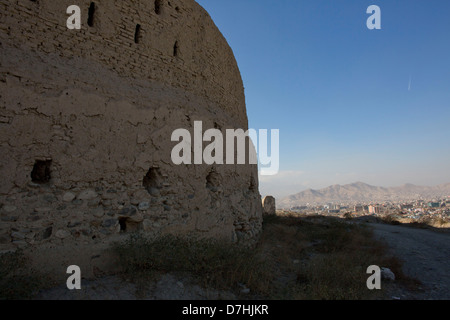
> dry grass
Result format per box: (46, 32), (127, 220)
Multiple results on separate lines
(387, 215), (450, 231)
(0, 213), (419, 300)
(112, 234), (273, 297)
(112, 214), (408, 300)
(258, 214), (405, 299)
(380, 214), (401, 225)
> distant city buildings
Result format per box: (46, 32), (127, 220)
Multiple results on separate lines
(399, 204), (414, 210)
(283, 195), (450, 222)
(368, 205), (382, 214)
(428, 202), (440, 208)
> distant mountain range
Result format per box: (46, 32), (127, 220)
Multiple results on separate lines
(278, 182), (450, 208)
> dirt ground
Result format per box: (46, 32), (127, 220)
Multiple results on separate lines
(34, 273), (236, 300)
(369, 222), (450, 300)
(34, 221), (450, 300)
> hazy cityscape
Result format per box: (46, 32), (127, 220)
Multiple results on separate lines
(278, 182), (450, 226)
(283, 198), (450, 222)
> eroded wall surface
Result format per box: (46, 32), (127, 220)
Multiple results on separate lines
(0, 0), (262, 261)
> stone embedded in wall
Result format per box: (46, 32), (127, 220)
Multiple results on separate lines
(77, 190), (98, 201)
(55, 230), (71, 239)
(3, 205), (17, 213)
(262, 196), (276, 216)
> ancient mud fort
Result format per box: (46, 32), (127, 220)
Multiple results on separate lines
(0, 0), (263, 273)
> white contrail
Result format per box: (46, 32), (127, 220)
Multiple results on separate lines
(408, 75), (412, 91)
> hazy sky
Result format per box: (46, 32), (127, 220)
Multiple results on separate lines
(197, 0), (450, 199)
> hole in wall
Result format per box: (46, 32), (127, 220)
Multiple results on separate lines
(42, 226), (52, 240)
(31, 160), (52, 184)
(155, 0), (162, 15)
(206, 169), (222, 192)
(119, 217), (141, 233)
(143, 167), (163, 194)
(134, 24), (141, 44)
(119, 217), (127, 232)
(173, 41), (179, 57)
(88, 2), (95, 27)
(249, 175), (257, 192)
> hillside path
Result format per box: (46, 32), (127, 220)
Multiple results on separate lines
(368, 223), (450, 300)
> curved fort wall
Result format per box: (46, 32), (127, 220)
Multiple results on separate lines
(0, 0), (262, 263)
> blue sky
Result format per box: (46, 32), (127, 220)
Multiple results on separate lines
(196, 0), (450, 198)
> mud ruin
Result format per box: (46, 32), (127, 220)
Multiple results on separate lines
(0, 0), (263, 275)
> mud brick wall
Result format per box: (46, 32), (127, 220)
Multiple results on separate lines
(0, 0), (262, 258)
